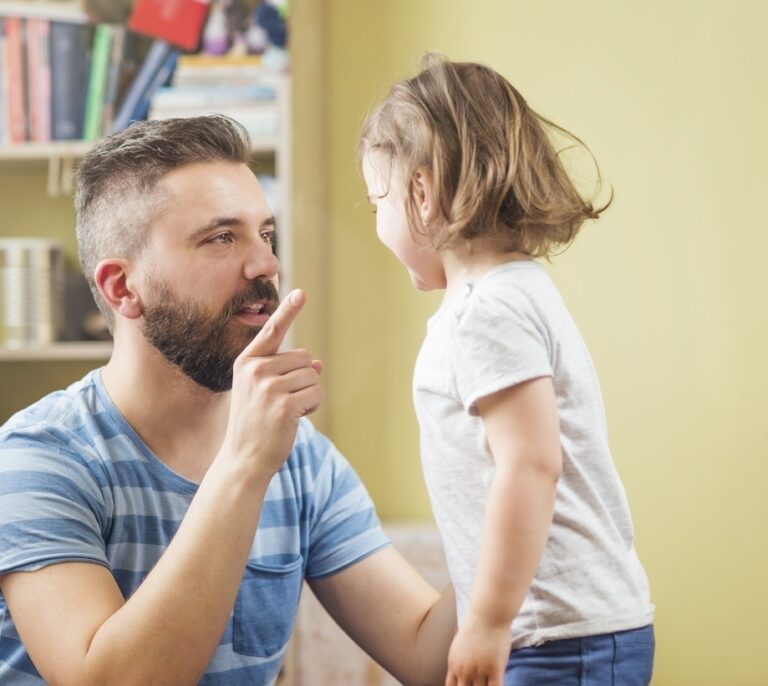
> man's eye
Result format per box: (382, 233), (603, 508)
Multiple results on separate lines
(260, 231), (275, 246)
(210, 232), (234, 244)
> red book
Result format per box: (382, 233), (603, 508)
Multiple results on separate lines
(128, 0), (209, 52)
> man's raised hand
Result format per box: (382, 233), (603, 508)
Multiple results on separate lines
(221, 289), (323, 479)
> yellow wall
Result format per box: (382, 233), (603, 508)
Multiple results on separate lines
(326, 1), (768, 684)
(2, 1), (767, 683)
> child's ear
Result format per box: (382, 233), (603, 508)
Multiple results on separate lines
(94, 258), (143, 321)
(413, 168), (439, 225)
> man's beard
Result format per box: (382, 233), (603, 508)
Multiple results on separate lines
(139, 277), (280, 392)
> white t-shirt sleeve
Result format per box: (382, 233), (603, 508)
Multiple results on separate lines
(452, 285), (553, 415)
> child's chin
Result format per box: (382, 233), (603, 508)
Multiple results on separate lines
(412, 276), (435, 291)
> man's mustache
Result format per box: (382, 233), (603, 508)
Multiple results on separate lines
(222, 280), (280, 320)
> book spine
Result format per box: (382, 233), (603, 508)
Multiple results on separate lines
(100, 24), (125, 137)
(19, 17), (30, 141)
(24, 18), (38, 140)
(111, 39), (171, 133)
(0, 18), (6, 143)
(38, 19), (51, 142)
(131, 48), (178, 125)
(4, 16), (25, 143)
(50, 21), (88, 140)
(26, 18), (51, 142)
(82, 23), (112, 140)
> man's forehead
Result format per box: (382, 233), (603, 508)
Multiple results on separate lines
(149, 162), (270, 234)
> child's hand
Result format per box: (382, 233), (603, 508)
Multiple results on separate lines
(445, 614), (511, 686)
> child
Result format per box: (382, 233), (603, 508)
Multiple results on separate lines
(359, 55), (655, 686)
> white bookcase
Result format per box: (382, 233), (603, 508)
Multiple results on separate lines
(0, 72), (293, 361)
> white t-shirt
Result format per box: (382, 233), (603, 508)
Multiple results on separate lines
(413, 260), (654, 649)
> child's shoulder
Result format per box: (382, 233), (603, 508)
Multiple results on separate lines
(472, 259), (557, 303)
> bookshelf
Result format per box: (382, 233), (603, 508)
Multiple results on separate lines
(0, 341), (112, 361)
(0, 70), (292, 362)
(0, 140), (93, 160)
(0, 8), (294, 376)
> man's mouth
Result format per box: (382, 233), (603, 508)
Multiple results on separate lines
(233, 299), (277, 325)
(237, 301), (269, 314)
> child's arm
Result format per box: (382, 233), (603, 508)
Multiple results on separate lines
(446, 376), (562, 686)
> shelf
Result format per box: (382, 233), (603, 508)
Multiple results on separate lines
(0, 141), (95, 161)
(0, 341), (112, 361)
(0, 138), (279, 162)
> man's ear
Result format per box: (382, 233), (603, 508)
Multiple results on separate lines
(93, 259), (143, 320)
(412, 167), (439, 226)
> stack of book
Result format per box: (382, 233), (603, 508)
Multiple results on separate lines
(0, 12), (173, 143)
(150, 54), (280, 140)
(0, 2), (169, 143)
(0, 238), (65, 348)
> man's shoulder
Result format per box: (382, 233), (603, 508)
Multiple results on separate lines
(0, 370), (104, 454)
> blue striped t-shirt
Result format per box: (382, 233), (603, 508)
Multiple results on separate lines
(0, 370), (390, 685)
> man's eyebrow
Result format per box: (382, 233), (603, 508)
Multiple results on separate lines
(189, 215), (277, 241)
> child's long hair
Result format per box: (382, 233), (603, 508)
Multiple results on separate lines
(359, 54), (609, 257)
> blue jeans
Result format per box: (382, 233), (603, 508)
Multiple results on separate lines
(505, 625), (655, 685)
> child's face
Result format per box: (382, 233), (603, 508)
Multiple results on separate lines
(362, 152), (446, 291)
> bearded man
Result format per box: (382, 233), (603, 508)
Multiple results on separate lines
(0, 115), (455, 686)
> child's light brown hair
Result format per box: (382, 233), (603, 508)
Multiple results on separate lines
(359, 54), (609, 257)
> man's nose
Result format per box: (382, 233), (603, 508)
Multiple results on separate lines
(243, 237), (280, 281)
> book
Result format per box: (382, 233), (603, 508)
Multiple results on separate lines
(128, 0), (209, 52)
(0, 238), (65, 348)
(49, 20), (90, 140)
(24, 17), (51, 142)
(173, 53), (266, 87)
(0, 2), (88, 23)
(112, 30), (146, 116)
(152, 83), (276, 109)
(150, 102), (279, 138)
(100, 24), (125, 136)
(0, 18), (6, 143)
(82, 23), (113, 140)
(4, 15), (25, 143)
(111, 39), (177, 133)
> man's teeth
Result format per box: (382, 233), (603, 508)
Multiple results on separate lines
(242, 303), (264, 313)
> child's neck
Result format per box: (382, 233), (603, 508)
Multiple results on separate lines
(442, 238), (531, 301)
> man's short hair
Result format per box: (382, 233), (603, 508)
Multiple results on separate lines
(75, 115), (252, 328)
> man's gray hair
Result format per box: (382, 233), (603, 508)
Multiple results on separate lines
(75, 115), (252, 328)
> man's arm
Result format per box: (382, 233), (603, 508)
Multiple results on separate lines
(1, 461), (269, 686)
(0, 290), (322, 686)
(309, 546), (456, 686)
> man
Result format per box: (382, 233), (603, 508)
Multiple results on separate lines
(0, 116), (455, 685)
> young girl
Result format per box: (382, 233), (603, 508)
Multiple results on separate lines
(359, 55), (654, 686)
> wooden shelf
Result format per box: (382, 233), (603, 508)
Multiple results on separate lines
(0, 341), (112, 361)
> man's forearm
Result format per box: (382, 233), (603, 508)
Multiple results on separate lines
(83, 459), (270, 686)
(406, 584), (456, 686)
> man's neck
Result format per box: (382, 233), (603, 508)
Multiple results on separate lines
(100, 334), (230, 483)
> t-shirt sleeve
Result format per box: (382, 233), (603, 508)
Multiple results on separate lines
(299, 422), (390, 579)
(452, 285), (553, 415)
(0, 433), (110, 575)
